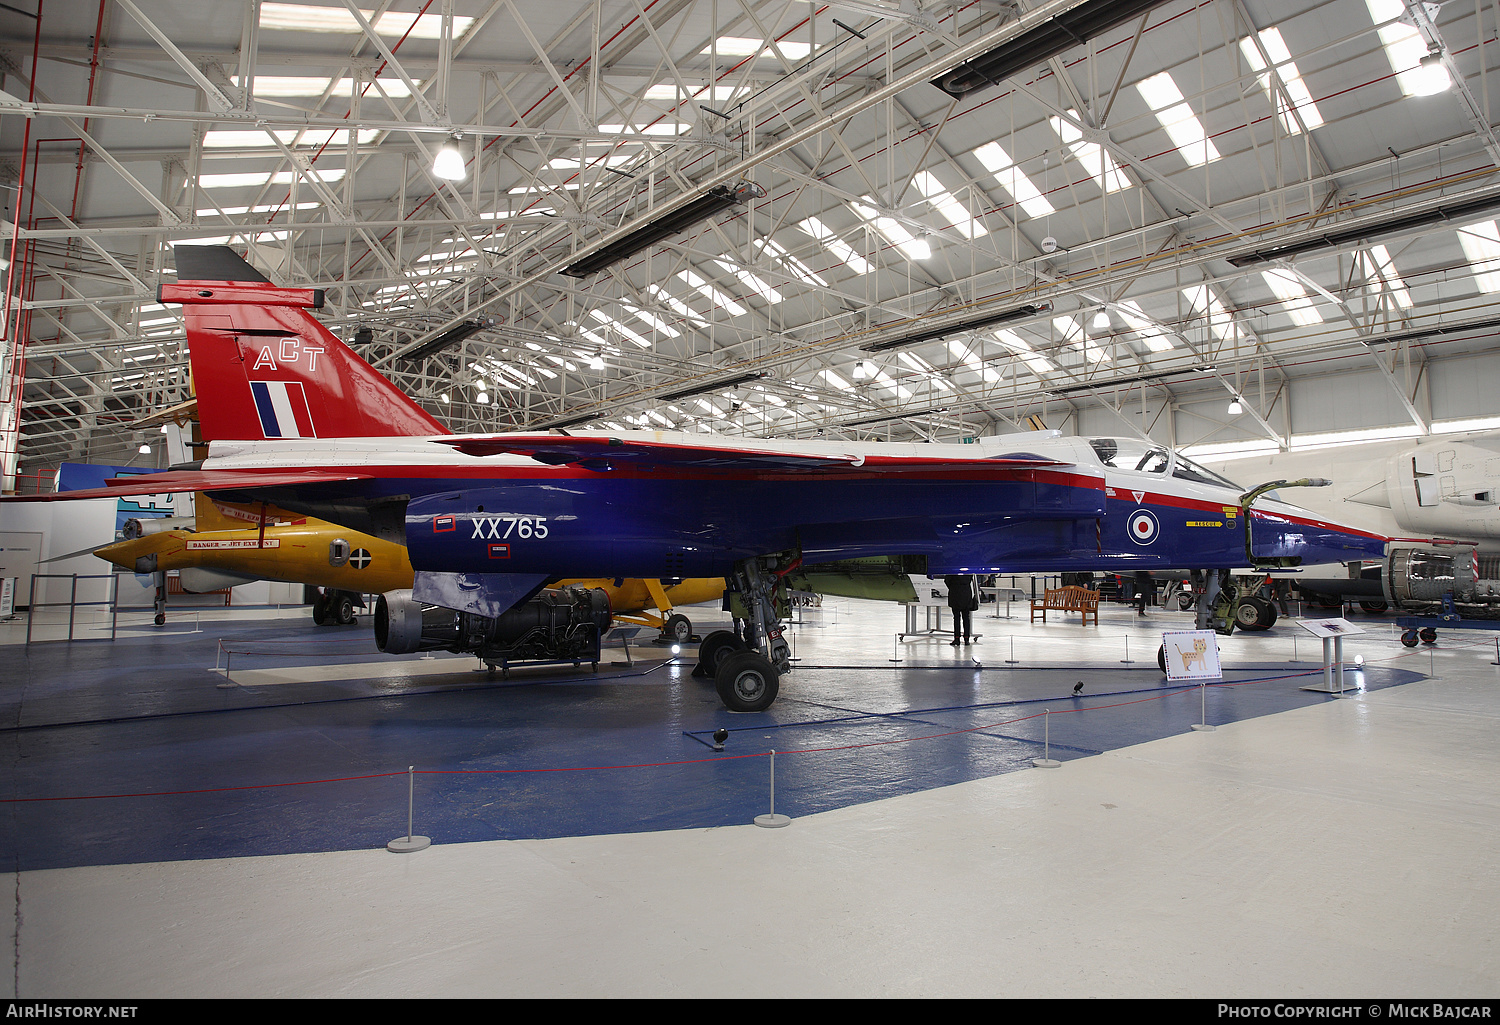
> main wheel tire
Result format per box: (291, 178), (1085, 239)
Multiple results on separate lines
(311, 594), (329, 625)
(695, 630), (746, 678)
(335, 593), (356, 625)
(1359, 600), (1389, 614)
(1256, 598), (1278, 629)
(663, 613), (693, 644)
(1177, 592), (1195, 612)
(1234, 600), (1263, 631)
(714, 651), (780, 712)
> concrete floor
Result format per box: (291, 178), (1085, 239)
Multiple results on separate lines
(4, 595), (1499, 998)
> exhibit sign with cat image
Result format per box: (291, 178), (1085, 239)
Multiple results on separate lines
(1163, 630), (1222, 681)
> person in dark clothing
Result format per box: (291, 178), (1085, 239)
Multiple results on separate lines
(944, 574), (978, 646)
(1133, 571), (1155, 615)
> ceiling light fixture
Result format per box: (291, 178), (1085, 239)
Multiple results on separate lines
(852, 359), (868, 380)
(433, 134), (466, 181)
(1091, 308), (1110, 330)
(1228, 398), (1244, 415)
(138, 444), (151, 455)
(1416, 48), (1452, 95)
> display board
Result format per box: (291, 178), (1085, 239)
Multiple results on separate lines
(1161, 629), (1223, 681)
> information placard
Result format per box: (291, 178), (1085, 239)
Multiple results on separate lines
(1162, 629), (1222, 681)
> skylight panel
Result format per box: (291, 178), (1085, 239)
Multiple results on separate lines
(597, 123), (691, 136)
(1049, 114), (1129, 193)
(702, 36), (813, 60)
(796, 216), (870, 275)
(196, 168), (344, 189)
(994, 330), (1057, 374)
(714, 261), (784, 304)
(1366, 0), (1450, 96)
(619, 303), (682, 338)
(644, 83), (748, 104)
(1357, 245), (1414, 308)
(1115, 301), (1178, 350)
(1456, 220), (1500, 293)
(1261, 269), (1325, 325)
(195, 201), (320, 217)
(645, 283), (710, 326)
(850, 200), (931, 261)
(235, 76), (418, 98)
(676, 270), (748, 316)
(1181, 285), (1243, 341)
(1136, 72), (1220, 167)
(820, 369), (853, 391)
(1239, 27), (1324, 133)
(868, 366), (914, 400)
(912, 171), (988, 239)
(587, 310), (654, 348)
(946, 339), (1003, 382)
(259, 4), (473, 39)
(753, 238), (829, 288)
(970, 142), (1054, 218)
(1053, 315), (1109, 363)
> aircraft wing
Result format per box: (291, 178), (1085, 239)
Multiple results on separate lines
(3, 468), (372, 502)
(441, 434), (1071, 472)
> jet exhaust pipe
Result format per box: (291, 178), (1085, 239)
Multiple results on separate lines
(122, 516), (195, 539)
(375, 585), (612, 663)
(1384, 546), (1478, 604)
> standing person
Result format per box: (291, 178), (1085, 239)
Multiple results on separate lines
(944, 574), (978, 646)
(1134, 571), (1154, 615)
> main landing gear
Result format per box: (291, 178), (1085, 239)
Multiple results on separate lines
(692, 555), (795, 712)
(311, 588), (361, 626)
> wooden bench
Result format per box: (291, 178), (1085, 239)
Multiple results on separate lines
(1030, 585), (1100, 625)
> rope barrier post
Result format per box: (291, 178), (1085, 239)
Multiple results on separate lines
(1120, 634), (1133, 664)
(67, 574), (77, 641)
(1032, 709), (1061, 768)
(218, 648), (234, 690)
(388, 765), (432, 852)
(755, 750), (791, 828)
(1005, 635), (1018, 664)
(1191, 681), (1216, 732)
(889, 633), (902, 663)
(1492, 636), (1499, 666)
(1290, 634), (1298, 663)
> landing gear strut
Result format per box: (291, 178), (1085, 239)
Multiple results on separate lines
(152, 570), (167, 626)
(697, 555), (794, 712)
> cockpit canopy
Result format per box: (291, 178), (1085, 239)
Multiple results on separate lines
(1087, 437), (1241, 491)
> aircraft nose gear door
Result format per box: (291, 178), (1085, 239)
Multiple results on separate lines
(711, 556), (794, 712)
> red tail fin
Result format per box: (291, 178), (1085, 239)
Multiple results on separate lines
(162, 246), (448, 442)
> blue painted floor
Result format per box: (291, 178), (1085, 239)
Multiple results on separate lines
(0, 601), (1424, 871)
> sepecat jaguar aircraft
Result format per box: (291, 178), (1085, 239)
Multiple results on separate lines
(11, 246), (1395, 710)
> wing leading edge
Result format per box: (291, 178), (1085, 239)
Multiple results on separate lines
(4, 468), (372, 503)
(439, 433), (1071, 472)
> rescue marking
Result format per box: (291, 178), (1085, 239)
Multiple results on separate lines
(349, 548), (372, 569)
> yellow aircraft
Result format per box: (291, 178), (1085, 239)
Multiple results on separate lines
(94, 494), (724, 639)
